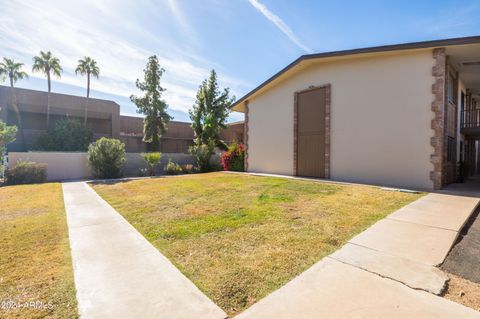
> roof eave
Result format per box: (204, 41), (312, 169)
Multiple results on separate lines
(231, 35), (480, 112)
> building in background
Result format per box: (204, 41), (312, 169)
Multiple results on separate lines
(120, 116), (244, 153)
(0, 86), (243, 153)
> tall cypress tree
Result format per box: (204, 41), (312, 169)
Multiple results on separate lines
(130, 56), (172, 151)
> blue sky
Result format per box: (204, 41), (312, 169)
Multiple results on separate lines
(1, 0), (479, 122)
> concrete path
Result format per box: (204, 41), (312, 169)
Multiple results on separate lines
(235, 258), (480, 319)
(350, 193), (478, 267)
(62, 182), (226, 319)
(236, 192), (480, 318)
(329, 243), (448, 294)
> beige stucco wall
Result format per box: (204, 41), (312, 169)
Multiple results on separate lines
(8, 152), (93, 181)
(247, 49), (436, 189)
(8, 152), (198, 181)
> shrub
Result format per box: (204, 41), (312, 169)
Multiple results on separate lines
(138, 168), (148, 177)
(33, 118), (92, 151)
(141, 152), (161, 176)
(181, 164), (195, 174)
(7, 161), (47, 185)
(165, 159), (183, 175)
(87, 138), (126, 179)
(189, 141), (215, 172)
(221, 142), (245, 172)
(210, 158), (224, 172)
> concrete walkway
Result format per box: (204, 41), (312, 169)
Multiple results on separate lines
(62, 182), (226, 319)
(235, 258), (479, 319)
(236, 192), (480, 319)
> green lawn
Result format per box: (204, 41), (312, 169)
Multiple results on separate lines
(92, 172), (422, 316)
(0, 183), (78, 319)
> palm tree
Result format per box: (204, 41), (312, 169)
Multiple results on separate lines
(32, 51), (62, 128)
(0, 58), (29, 147)
(75, 57), (100, 125)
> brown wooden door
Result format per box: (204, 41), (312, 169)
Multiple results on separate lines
(296, 87), (326, 178)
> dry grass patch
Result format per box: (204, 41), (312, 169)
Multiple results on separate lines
(92, 172), (422, 316)
(0, 183), (78, 319)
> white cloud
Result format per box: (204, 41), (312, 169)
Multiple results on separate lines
(0, 0), (249, 114)
(421, 4), (480, 38)
(164, 0), (197, 41)
(248, 0), (312, 53)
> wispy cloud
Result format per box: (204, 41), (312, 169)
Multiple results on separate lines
(418, 3), (480, 38)
(164, 0), (196, 40)
(248, 0), (312, 53)
(0, 0), (249, 115)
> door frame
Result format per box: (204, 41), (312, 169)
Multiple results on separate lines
(293, 83), (331, 178)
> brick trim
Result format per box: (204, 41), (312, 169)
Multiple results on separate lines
(244, 100), (249, 172)
(430, 48), (446, 189)
(293, 92), (298, 175)
(324, 84), (331, 178)
(293, 84), (331, 178)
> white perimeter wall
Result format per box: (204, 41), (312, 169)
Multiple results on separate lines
(8, 152), (196, 181)
(9, 152), (93, 181)
(248, 50), (436, 190)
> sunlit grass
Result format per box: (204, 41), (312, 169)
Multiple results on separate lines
(0, 183), (78, 319)
(92, 172), (422, 316)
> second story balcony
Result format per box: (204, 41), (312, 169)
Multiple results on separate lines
(461, 108), (480, 137)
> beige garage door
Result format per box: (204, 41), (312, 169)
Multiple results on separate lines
(296, 87), (326, 178)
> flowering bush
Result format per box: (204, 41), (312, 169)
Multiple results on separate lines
(221, 142), (245, 172)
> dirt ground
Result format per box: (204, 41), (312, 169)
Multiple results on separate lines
(442, 207), (480, 283)
(444, 274), (480, 311)
(441, 206), (480, 311)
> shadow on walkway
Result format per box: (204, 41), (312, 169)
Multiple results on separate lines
(441, 175), (480, 198)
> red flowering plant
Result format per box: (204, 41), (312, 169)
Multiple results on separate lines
(221, 142), (245, 171)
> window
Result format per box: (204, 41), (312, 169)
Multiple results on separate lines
(460, 141), (464, 162)
(448, 73), (456, 103)
(447, 136), (456, 162)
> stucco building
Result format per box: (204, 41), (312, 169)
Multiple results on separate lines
(233, 36), (480, 190)
(0, 86), (243, 153)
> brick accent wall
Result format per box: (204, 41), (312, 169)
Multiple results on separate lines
(293, 84), (331, 178)
(324, 84), (331, 178)
(293, 93), (298, 175)
(430, 48), (447, 189)
(244, 101), (249, 172)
